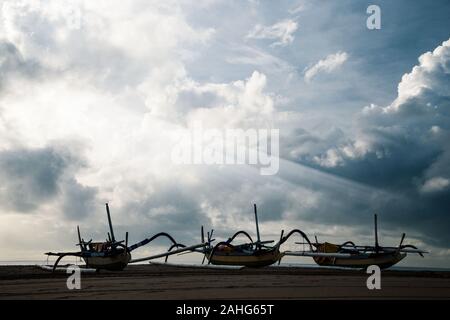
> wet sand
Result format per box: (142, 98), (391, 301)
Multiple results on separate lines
(0, 264), (449, 299)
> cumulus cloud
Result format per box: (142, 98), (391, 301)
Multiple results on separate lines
(246, 19), (298, 47)
(304, 51), (348, 82)
(390, 38), (450, 111)
(290, 38), (450, 248)
(182, 71), (275, 128)
(0, 0), (288, 257)
(138, 68), (276, 129)
(0, 0), (214, 93)
(314, 38), (450, 177)
(0, 0), (217, 252)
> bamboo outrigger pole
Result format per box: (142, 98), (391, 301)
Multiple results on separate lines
(130, 243), (207, 263)
(106, 203), (116, 243)
(254, 204), (261, 246)
(374, 213), (379, 253)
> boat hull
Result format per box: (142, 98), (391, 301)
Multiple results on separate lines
(313, 252), (406, 269)
(84, 252), (131, 271)
(209, 249), (281, 267)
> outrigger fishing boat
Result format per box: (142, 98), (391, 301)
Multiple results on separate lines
(307, 214), (428, 269)
(187, 204), (350, 267)
(45, 203), (206, 272)
(45, 203), (427, 271)
(185, 207), (427, 270)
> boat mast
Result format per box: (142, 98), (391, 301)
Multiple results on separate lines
(374, 213), (379, 252)
(254, 204), (261, 245)
(77, 225), (84, 250)
(106, 203), (116, 243)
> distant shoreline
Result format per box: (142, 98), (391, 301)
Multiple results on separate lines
(1, 260), (449, 272)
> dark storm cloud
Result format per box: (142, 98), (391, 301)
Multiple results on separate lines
(61, 178), (98, 220)
(0, 147), (67, 211)
(284, 38), (450, 248)
(0, 145), (97, 218)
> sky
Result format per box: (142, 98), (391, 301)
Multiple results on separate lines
(0, 0), (449, 268)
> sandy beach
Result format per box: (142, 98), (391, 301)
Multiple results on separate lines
(0, 264), (449, 299)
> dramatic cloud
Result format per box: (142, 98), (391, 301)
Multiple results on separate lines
(0, 145), (97, 218)
(292, 38), (450, 249)
(0, 147), (67, 212)
(313, 38), (450, 182)
(182, 71), (275, 128)
(246, 19), (298, 47)
(304, 51), (348, 82)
